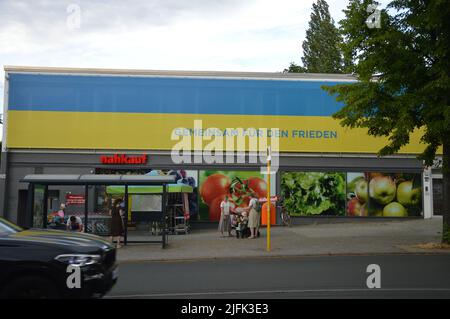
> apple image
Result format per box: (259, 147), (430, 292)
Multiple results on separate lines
(365, 172), (383, 180)
(347, 175), (365, 193)
(355, 180), (368, 203)
(396, 181), (421, 206)
(347, 198), (368, 216)
(383, 202), (407, 217)
(369, 176), (396, 205)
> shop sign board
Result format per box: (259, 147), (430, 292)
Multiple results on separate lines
(100, 154), (148, 165)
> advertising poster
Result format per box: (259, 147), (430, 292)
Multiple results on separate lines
(346, 173), (369, 216)
(280, 172), (346, 216)
(346, 172), (422, 217)
(199, 170), (267, 221)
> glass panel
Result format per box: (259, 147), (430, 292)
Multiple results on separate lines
(32, 185), (45, 228)
(132, 195), (162, 212)
(90, 185), (113, 236)
(47, 185), (86, 231)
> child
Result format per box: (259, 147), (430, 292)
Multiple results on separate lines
(235, 210), (249, 239)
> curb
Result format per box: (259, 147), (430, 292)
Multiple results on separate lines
(116, 250), (450, 264)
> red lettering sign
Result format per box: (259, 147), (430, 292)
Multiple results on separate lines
(100, 154), (148, 165)
(258, 196), (278, 203)
(66, 194), (86, 206)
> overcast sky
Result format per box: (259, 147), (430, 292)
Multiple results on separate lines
(0, 0), (390, 118)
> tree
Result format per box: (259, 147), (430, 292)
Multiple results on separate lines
(322, 0), (450, 243)
(301, 0), (343, 73)
(283, 62), (306, 73)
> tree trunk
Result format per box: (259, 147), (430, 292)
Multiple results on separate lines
(442, 139), (450, 243)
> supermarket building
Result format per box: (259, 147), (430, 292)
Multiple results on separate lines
(0, 66), (443, 229)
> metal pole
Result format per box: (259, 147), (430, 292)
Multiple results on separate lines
(124, 184), (128, 246)
(43, 185), (48, 229)
(84, 185), (88, 233)
(26, 183), (34, 228)
(162, 183), (167, 249)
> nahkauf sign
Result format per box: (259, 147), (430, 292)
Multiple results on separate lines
(100, 154), (148, 165)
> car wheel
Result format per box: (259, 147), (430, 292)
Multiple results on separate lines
(3, 276), (60, 299)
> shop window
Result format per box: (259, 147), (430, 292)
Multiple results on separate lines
(32, 185), (45, 228)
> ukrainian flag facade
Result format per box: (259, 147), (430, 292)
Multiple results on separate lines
(6, 72), (426, 153)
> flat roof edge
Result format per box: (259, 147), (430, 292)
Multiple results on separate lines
(4, 65), (357, 81)
(20, 174), (176, 185)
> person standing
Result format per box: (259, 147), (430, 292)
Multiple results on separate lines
(54, 203), (66, 225)
(109, 198), (125, 248)
(218, 195), (232, 237)
(247, 196), (260, 239)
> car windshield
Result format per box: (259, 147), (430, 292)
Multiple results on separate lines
(0, 217), (23, 235)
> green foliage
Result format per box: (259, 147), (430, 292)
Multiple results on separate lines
(301, 0), (344, 73)
(323, 0), (450, 166)
(283, 62), (306, 73)
(443, 223), (450, 244)
(281, 172), (345, 216)
(322, 0), (450, 236)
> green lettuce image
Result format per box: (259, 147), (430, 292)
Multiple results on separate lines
(281, 172), (345, 216)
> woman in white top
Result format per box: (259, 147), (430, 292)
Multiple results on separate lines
(247, 196), (260, 239)
(218, 195), (233, 237)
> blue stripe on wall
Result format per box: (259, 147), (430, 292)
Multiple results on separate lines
(8, 73), (348, 116)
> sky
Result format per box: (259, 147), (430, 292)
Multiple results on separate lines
(0, 0), (390, 135)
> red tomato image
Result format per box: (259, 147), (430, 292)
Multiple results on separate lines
(229, 183), (249, 208)
(246, 177), (267, 198)
(200, 174), (231, 205)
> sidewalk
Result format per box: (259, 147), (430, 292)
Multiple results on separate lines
(117, 217), (449, 262)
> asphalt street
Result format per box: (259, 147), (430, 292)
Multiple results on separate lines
(106, 254), (450, 299)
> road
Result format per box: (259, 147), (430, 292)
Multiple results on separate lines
(106, 254), (450, 299)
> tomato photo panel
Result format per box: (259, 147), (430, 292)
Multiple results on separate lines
(198, 170), (266, 221)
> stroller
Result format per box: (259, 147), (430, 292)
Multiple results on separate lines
(233, 210), (251, 239)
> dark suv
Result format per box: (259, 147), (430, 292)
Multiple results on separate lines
(0, 217), (118, 299)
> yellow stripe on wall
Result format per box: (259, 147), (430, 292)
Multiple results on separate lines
(7, 110), (433, 154)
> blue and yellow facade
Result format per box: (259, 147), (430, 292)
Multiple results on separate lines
(0, 66), (434, 224)
(6, 71), (427, 153)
